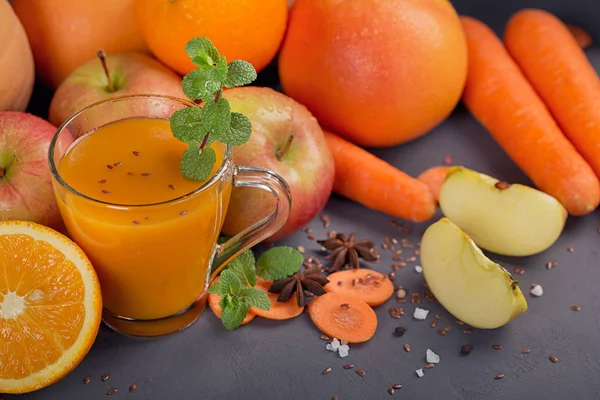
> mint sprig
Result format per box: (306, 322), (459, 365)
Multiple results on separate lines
(208, 245), (305, 330)
(171, 37), (257, 181)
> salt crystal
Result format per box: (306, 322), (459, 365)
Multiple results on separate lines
(530, 284), (544, 297)
(413, 307), (429, 320)
(326, 338), (340, 352)
(416, 369), (424, 378)
(338, 345), (350, 358)
(426, 349), (440, 364)
(415, 265), (423, 273)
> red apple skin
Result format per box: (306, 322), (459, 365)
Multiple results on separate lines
(49, 53), (185, 127)
(0, 112), (72, 229)
(222, 87), (334, 242)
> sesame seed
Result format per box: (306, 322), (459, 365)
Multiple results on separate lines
(107, 388), (118, 395)
(549, 354), (559, 363)
(323, 367), (332, 375)
(571, 305), (581, 311)
(356, 369), (366, 377)
(297, 245), (305, 253)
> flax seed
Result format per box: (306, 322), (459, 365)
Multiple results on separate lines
(107, 388), (118, 395)
(343, 364), (354, 369)
(521, 348), (531, 354)
(106, 164), (114, 170)
(141, 172), (151, 177)
(403, 344), (411, 352)
(101, 189), (110, 195)
(113, 161), (122, 167)
(307, 234), (316, 240)
(492, 344), (503, 350)
(180, 210), (188, 216)
(463, 328), (473, 334)
(168, 184), (175, 190)
(443, 324), (452, 332)
(320, 214), (330, 228)
(388, 387), (395, 395)
(549, 354), (559, 363)
(323, 367), (332, 375)
(495, 374), (505, 380)
(392, 384), (402, 389)
(430, 320), (438, 328)
(494, 181), (510, 190)
(388, 272), (396, 280)
(546, 260), (558, 269)
(356, 369), (366, 377)
(424, 363), (435, 369)
(127, 171), (135, 176)
(341, 303), (350, 309)
(320, 334), (330, 340)
(567, 246), (574, 253)
(437, 330), (446, 336)
(455, 319), (464, 325)
(129, 384), (137, 392)
(407, 256), (417, 262)
(333, 396), (339, 400)
(133, 151), (141, 156)
(132, 220), (140, 225)
(434, 313), (442, 320)
(102, 373), (110, 382)
(98, 179), (107, 184)
(571, 305), (581, 311)
(83, 376), (91, 384)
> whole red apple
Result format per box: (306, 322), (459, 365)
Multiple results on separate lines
(49, 52), (185, 127)
(0, 112), (71, 229)
(222, 87), (334, 241)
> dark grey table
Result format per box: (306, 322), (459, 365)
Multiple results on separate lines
(20, 1), (600, 399)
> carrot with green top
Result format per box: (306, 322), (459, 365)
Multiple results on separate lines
(505, 9), (600, 182)
(460, 16), (599, 216)
(323, 131), (436, 222)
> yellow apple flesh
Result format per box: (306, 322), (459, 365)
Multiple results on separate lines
(439, 167), (567, 256)
(420, 218), (527, 329)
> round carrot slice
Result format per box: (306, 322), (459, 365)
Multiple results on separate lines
(207, 277), (256, 326)
(250, 277), (304, 320)
(324, 268), (394, 306)
(309, 292), (377, 343)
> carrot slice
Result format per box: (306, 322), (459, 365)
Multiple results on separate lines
(249, 277), (305, 320)
(417, 166), (451, 202)
(309, 292), (377, 343)
(207, 277), (256, 326)
(566, 24), (592, 49)
(323, 130), (437, 222)
(324, 269), (394, 306)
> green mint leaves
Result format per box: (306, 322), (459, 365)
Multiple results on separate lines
(208, 246), (305, 330)
(256, 246), (304, 281)
(171, 37), (257, 181)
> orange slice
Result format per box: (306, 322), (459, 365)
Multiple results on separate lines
(207, 277), (256, 326)
(0, 221), (102, 394)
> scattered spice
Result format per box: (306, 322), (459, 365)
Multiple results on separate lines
(424, 363), (435, 369)
(83, 376), (91, 384)
(495, 374), (505, 380)
(546, 260), (558, 270)
(521, 348), (531, 354)
(102, 373), (110, 382)
(269, 266), (329, 307)
(461, 345), (472, 355)
(141, 172), (151, 177)
(323, 367), (332, 375)
(101, 189), (110, 195)
(571, 305), (581, 311)
(168, 184), (175, 190)
(318, 233), (378, 271)
(403, 344), (411, 352)
(567, 246), (574, 253)
(356, 369), (366, 377)
(389, 307), (404, 319)
(129, 384), (137, 393)
(492, 344), (503, 350)
(394, 327), (406, 337)
(107, 388), (118, 395)
(549, 354), (559, 363)
(396, 289), (406, 299)
(388, 386), (395, 395)
(343, 364), (354, 369)
(133, 151), (141, 156)
(98, 179), (107, 184)
(320, 214), (330, 228)
(180, 210), (188, 216)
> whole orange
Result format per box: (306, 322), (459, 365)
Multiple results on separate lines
(12, 0), (149, 89)
(135, 0), (288, 75)
(279, 0), (468, 148)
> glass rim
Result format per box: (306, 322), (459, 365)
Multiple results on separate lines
(48, 94), (233, 209)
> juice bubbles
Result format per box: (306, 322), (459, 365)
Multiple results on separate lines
(56, 117), (231, 320)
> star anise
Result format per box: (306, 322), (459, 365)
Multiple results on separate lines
(268, 267), (329, 307)
(318, 233), (379, 272)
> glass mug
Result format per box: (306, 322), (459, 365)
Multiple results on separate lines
(48, 95), (291, 337)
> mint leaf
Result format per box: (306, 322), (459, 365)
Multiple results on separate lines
(221, 296), (250, 330)
(221, 112), (251, 146)
(180, 143), (216, 181)
(181, 69), (223, 101)
(227, 250), (257, 287)
(170, 107), (204, 143)
(219, 269), (243, 294)
(224, 60), (257, 88)
(202, 98), (231, 140)
(185, 38), (221, 69)
(207, 280), (228, 296)
(219, 293), (233, 310)
(242, 287), (270, 311)
(257, 246), (304, 281)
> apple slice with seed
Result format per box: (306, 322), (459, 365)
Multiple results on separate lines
(439, 166), (567, 256)
(420, 218), (527, 329)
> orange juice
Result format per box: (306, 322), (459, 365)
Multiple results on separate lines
(56, 117), (232, 320)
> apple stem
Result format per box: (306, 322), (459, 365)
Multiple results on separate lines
(96, 50), (115, 92)
(276, 135), (294, 161)
(198, 133), (210, 154)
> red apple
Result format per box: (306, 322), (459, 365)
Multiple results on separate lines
(0, 112), (71, 229)
(222, 87), (335, 242)
(49, 52), (185, 127)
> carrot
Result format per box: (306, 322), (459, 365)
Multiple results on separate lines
(460, 16), (600, 216)
(207, 277), (256, 326)
(566, 24), (593, 49)
(505, 10), (600, 183)
(417, 166), (451, 202)
(308, 292), (377, 343)
(323, 131), (436, 222)
(324, 268), (394, 307)
(249, 277), (304, 320)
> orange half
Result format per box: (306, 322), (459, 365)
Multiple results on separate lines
(0, 221), (102, 394)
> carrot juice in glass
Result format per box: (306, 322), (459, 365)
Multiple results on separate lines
(48, 95), (291, 337)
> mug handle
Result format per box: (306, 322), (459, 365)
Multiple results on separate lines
(209, 166), (292, 281)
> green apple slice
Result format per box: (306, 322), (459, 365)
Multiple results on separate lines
(439, 167), (567, 256)
(420, 218), (527, 329)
